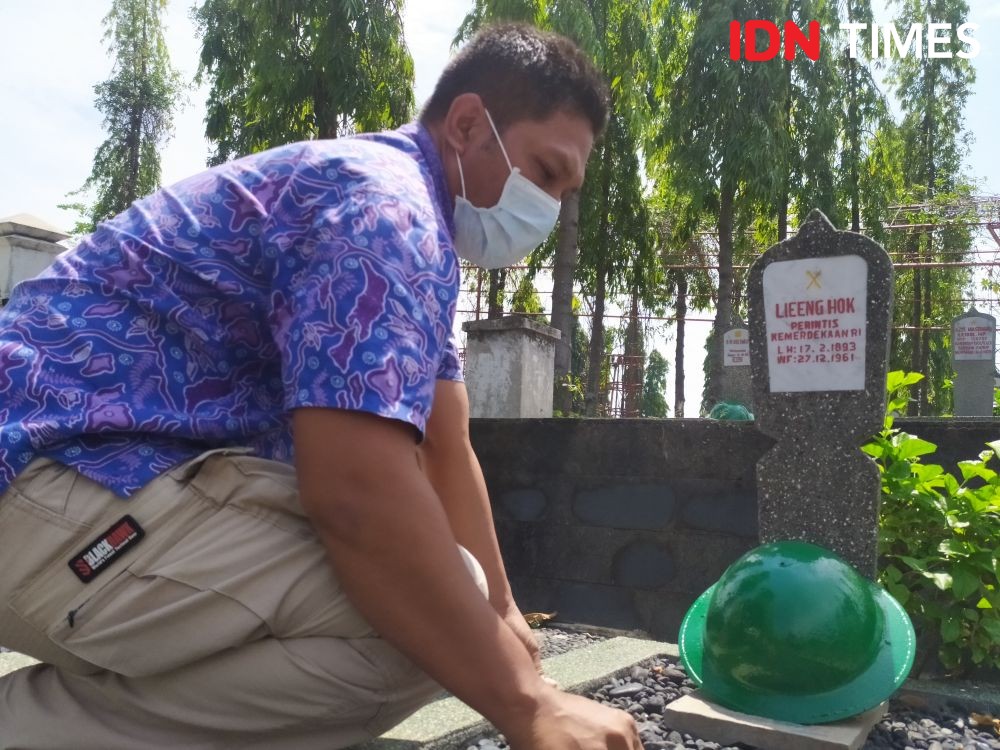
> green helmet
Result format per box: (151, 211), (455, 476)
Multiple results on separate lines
(679, 541), (915, 725)
(707, 401), (754, 421)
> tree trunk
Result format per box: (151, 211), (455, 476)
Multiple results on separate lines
(917, 53), (936, 413)
(674, 270), (687, 418)
(314, 72), (339, 139)
(847, 53), (861, 232)
(908, 235), (923, 416)
(474, 268), (484, 320)
(623, 283), (643, 418)
(124, 4), (148, 206)
(585, 142), (613, 416)
(707, 175), (736, 408)
(585, 265), (608, 416)
(778, 59), (792, 240)
(487, 269), (506, 319)
(921, 263), (932, 413)
(732, 268), (744, 323)
(552, 190), (581, 415)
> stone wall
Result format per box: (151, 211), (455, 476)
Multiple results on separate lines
(471, 417), (1000, 641)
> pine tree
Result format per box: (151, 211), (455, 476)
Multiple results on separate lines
(63, 0), (182, 233)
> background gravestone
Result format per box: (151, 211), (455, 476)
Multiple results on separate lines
(718, 321), (753, 410)
(952, 308), (997, 417)
(748, 210), (893, 578)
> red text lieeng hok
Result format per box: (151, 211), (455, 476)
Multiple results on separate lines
(774, 298), (857, 318)
(729, 20), (980, 61)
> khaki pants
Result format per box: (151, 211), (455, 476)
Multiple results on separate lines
(0, 449), (488, 749)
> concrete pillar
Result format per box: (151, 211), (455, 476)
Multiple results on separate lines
(0, 214), (69, 305)
(462, 315), (561, 418)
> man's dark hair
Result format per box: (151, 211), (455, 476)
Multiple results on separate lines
(420, 23), (609, 137)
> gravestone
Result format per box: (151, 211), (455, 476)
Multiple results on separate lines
(747, 210), (893, 578)
(719, 320), (753, 410)
(952, 308), (996, 417)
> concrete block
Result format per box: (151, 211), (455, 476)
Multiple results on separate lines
(552, 581), (640, 630)
(663, 692), (886, 750)
(573, 483), (676, 529)
(676, 479), (758, 536)
(499, 489), (548, 521)
(613, 540), (675, 589)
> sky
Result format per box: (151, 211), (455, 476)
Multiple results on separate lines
(1, 1), (998, 413)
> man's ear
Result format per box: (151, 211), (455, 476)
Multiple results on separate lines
(442, 93), (486, 157)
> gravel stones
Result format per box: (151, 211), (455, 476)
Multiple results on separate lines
(465, 655), (1000, 750)
(535, 627), (607, 659)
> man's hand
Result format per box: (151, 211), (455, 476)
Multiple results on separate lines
(499, 605), (543, 672)
(508, 685), (642, 750)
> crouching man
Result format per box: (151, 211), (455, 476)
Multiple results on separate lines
(0, 22), (640, 750)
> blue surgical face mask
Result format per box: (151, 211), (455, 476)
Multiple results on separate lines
(452, 109), (561, 269)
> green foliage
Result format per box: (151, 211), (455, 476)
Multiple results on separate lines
(866, 371), (1000, 674)
(193, 0), (414, 163)
(554, 373), (586, 418)
(641, 350), (669, 418)
(510, 272), (547, 320)
(63, 0), (183, 232)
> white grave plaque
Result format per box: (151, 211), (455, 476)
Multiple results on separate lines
(724, 328), (750, 366)
(953, 316), (994, 361)
(763, 256), (867, 392)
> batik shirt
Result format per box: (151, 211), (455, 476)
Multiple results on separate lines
(0, 124), (462, 498)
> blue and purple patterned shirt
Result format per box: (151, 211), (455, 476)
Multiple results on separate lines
(0, 123), (462, 498)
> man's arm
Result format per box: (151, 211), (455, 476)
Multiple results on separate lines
(294, 408), (542, 728)
(416, 379), (516, 615)
(416, 380), (546, 673)
(293, 407), (640, 749)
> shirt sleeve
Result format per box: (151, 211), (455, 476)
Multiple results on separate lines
(266, 152), (456, 438)
(436, 329), (464, 382)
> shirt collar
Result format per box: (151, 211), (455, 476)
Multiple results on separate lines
(399, 122), (455, 238)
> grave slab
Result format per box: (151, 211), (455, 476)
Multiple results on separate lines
(663, 692), (887, 750)
(362, 636), (675, 750)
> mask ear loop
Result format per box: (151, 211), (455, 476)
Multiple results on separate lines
(484, 108), (513, 173)
(454, 152), (468, 199)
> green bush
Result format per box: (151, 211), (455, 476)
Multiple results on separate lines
(865, 371), (1000, 675)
